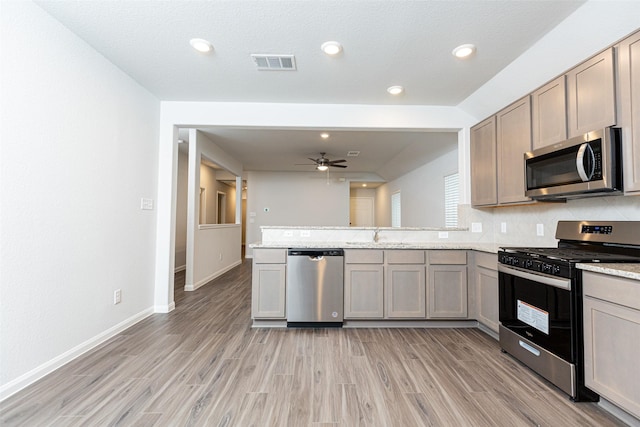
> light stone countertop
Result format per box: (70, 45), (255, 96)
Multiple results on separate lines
(577, 263), (640, 281)
(260, 225), (468, 231)
(249, 241), (500, 254)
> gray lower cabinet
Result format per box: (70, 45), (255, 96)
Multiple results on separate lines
(385, 250), (426, 318)
(427, 251), (468, 319)
(344, 249), (384, 318)
(583, 271), (640, 419)
(251, 248), (286, 319)
(473, 252), (499, 333)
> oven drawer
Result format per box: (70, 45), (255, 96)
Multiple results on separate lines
(499, 324), (575, 397)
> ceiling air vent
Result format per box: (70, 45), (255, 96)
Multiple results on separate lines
(347, 151), (360, 157)
(251, 54), (297, 71)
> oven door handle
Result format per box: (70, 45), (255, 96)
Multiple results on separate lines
(498, 264), (571, 291)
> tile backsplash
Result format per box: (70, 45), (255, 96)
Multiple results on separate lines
(459, 195), (640, 247)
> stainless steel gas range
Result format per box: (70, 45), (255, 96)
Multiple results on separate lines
(498, 221), (640, 401)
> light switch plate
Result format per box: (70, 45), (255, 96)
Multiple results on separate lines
(300, 230), (311, 237)
(140, 198), (154, 210)
(501, 222), (507, 233)
(438, 231), (449, 239)
(536, 223), (544, 236)
(471, 222), (482, 233)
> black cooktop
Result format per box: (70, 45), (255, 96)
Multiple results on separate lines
(500, 247), (640, 264)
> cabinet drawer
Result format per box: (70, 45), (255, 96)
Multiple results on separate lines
(429, 250), (466, 265)
(583, 271), (640, 310)
(345, 249), (384, 264)
(386, 250), (425, 264)
(474, 252), (498, 270)
(253, 248), (286, 264)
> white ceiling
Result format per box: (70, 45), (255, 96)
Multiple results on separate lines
(36, 0), (585, 180)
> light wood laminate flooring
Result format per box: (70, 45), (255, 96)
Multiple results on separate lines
(1, 260), (625, 426)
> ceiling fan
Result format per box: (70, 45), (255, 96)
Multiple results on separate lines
(298, 153), (347, 171)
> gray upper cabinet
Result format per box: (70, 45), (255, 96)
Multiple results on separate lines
(566, 48), (616, 137)
(618, 30), (640, 194)
(531, 76), (567, 149)
(496, 96), (532, 205)
(470, 116), (497, 207)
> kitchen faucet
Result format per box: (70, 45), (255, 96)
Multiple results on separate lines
(373, 228), (380, 243)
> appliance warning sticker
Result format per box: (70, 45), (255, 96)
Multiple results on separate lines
(517, 300), (549, 335)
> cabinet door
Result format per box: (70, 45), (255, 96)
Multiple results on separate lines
(385, 265), (425, 318)
(583, 296), (640, 418)
(344, 264), (384, 318)
(497, 96), (532, 205)
(532, 76), (567, 149)
(475, 266), (499, 333)
(251, 264), (286, 319)
(427, 265), (467, 319)
(618, 30), (640, 193)
(470, 116), (497, 207)
(567, 48), (616, 137)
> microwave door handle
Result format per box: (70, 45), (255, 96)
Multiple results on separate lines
(576, 143), (595, 181)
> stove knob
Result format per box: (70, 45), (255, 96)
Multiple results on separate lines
(513, 258), (520, 266)
(553, 265), (562, 275)
(525, 260), (534, 269)
(542, 263), (551, 273)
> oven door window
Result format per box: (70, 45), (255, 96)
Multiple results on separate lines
(499, 271), (573, 362)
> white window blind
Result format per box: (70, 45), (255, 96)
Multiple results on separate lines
(444, 173), (459, 228)
(391, 191), (401, 228)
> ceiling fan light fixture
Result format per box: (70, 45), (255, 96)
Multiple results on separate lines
(321, 41), (343, 56)
(190, 38), (213, 53)
(387, 85), (404, 95)
(452, 43), (476, 58)
(317, 165), (329, 171)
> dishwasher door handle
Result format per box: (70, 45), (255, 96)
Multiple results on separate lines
(308, 255), (324, 261)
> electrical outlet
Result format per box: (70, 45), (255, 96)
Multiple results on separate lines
(438, 231), (449, 239)
(114, 289), (121, 305)
(501, 222), (507, 233)
(219, 253), (223, 261)
(284, 230), (293, 237)
(471, 222), (482, 233)
(300, 230), (311, 237)
(536, 223), (544, 236)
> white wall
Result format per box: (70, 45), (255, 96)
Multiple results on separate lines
(245, 171), (351, 254)
(185, 131), (242, 291)
(377, 147), (458, 227)
(0, 1), (160, 399)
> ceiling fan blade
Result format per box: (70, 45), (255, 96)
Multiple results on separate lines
(330, 164), (347, 168)
(307, 157), (320, 163)
(327, 159), (347, 164)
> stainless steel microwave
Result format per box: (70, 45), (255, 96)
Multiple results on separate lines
(524, 128), (622, 200)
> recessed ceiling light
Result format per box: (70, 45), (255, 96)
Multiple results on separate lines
(190, 38), (213, 53)
(387, 85), (404, 95)
(321, 41), (343, 56)
(452, 44), (476, 58)
(362, 183), (367, 187)
(320, 132), (330, 139)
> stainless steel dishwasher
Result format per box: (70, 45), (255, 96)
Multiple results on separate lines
(286, 249), (344, 327)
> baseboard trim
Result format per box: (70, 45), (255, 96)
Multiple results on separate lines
(343, 319), (478, 328)
(184, 260), (242, 291)
(0, 307), (154, 402)
(154, 301), (175, 313)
